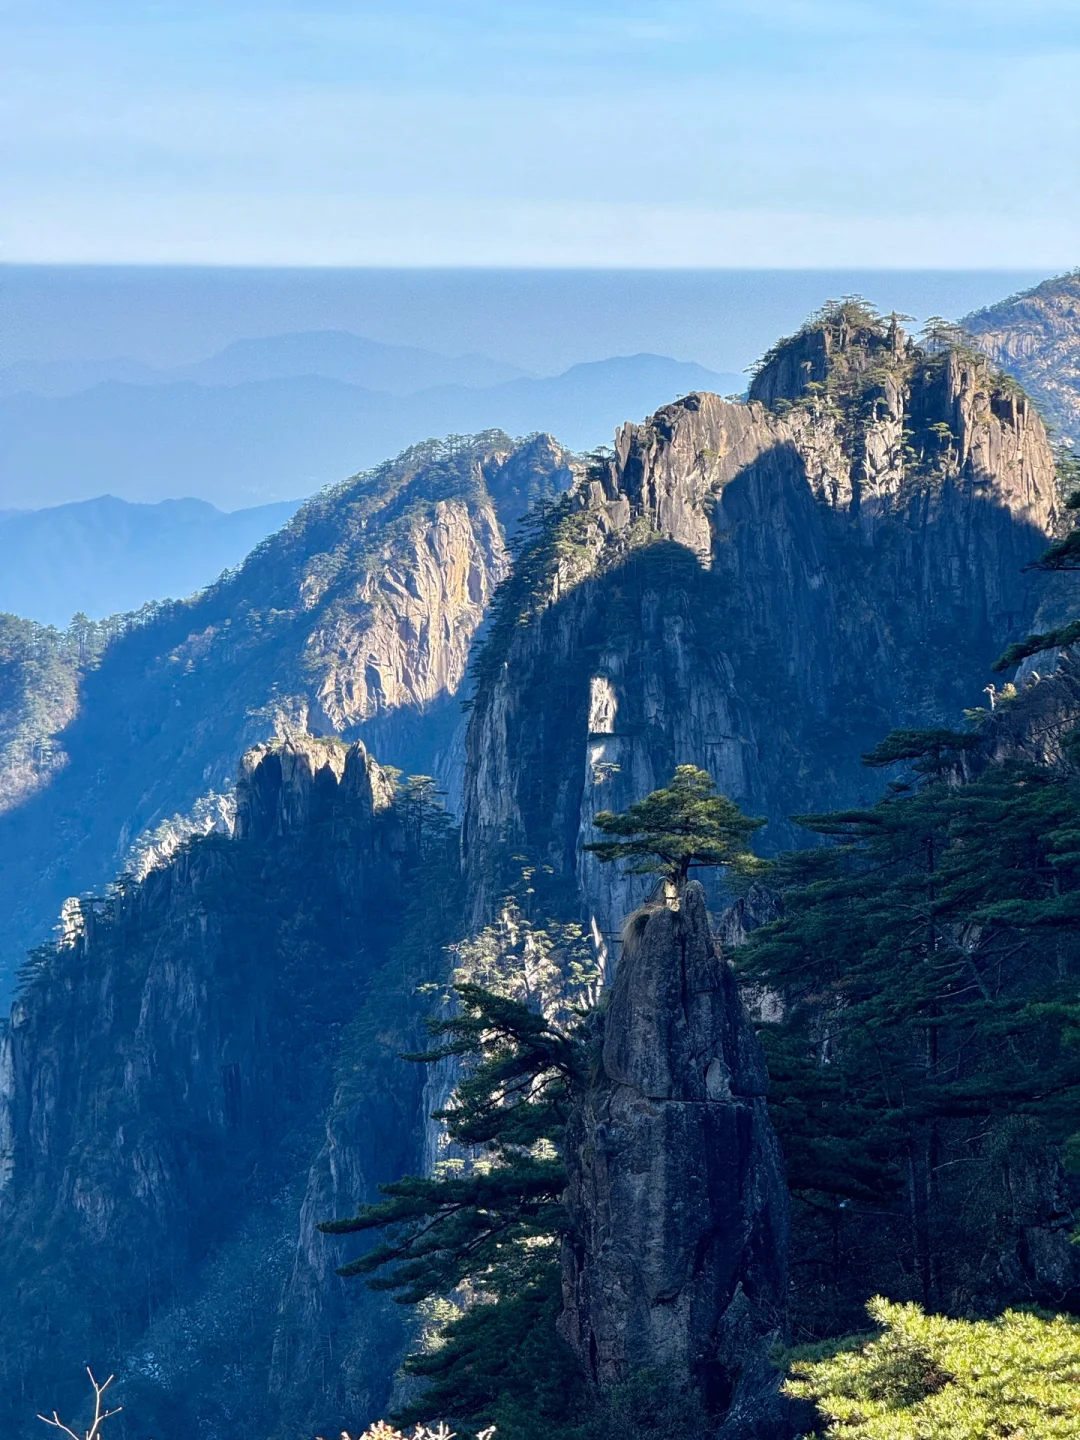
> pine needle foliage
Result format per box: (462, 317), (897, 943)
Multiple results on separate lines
(738, 727), (1080, 1322)
(320, 983), (590, 1428)
(785, 1297), (1080, 1440)
(464, 493), (589, 710)
(584, 765), (768, 888)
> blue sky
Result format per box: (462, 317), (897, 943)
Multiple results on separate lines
(2, 0), (1079, 265)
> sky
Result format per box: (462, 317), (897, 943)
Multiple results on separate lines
(1, 1), (1079, 267)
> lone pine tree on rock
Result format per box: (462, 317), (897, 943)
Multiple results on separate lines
(584, 764), (767, 896)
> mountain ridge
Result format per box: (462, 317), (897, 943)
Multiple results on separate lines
(964, 269), (1080, 447)
(0, 431), (575, 995)
(0, 495), (304, 627)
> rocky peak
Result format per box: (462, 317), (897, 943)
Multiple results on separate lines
(480, 431), (579, 530)
(0, 734), (431, 1435)
(748, 299), (903, 411)
(463, 341), (1058, 951)
(234, 735), (393, 842)
(0, 431), (575, 996)
(561, 882), (789, 1438)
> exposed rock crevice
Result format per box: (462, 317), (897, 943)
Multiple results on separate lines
(561, 884), (790, 1439)
(464, 336), (1058, 954)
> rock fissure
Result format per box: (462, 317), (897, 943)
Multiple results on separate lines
(561, 884), (789, 1438)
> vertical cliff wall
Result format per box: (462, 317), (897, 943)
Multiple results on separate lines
(463, 323), (1059, 959)
(562, 883), (789, 1439)
(0, 736), (461, 1439)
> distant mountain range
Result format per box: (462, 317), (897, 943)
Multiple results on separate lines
(0, 329), (743, 510)
(0, 330), (528, 399)
(0, 496), (303, 627)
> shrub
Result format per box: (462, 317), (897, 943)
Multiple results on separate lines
(784, 1297), (1080, 1439)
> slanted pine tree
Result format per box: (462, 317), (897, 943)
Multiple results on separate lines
(321, 981), (589, 1430)
(325, 770), (768, 1431)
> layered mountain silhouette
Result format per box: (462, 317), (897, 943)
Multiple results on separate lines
(0, 495), (303, 627)
(0, 330), (742, 509)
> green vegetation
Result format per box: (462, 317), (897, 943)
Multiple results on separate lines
(750, 296), (1033, 494)
(465, 491), (594, 709)
(584, 763), (767, 888)
(321, 979), (589, 1430)
(0, 608), (165, 811)
(323, 868), (601, 1431)
(326, 772), (766, 1433)
(738, 728), (1080, 1329)
(750, 295), (897, 388)
(328, 747), (1080, 1431)
(785, 1298), (1080, 1440)
(995, 619), (1080, 672)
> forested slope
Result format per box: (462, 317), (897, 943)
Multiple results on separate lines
(0, 432), (573, 994)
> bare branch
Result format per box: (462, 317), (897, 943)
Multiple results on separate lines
(37, 1369), (121, 1440)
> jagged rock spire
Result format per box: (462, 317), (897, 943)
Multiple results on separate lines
(560, 882), (790, 1439)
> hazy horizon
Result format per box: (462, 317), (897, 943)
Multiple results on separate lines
(0, 265), (1049, 376)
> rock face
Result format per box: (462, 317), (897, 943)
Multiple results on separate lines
(975, 646), (1080, 773)
(0, 614), (81, 815)
(463, 319), (1059, 956)
(0, 431), (574, 996)
(0, 312), (1070, 1436)
(561, 884), (789, 1438)
(964, 271), (1080, 447)
(0, 735), (455, 1439)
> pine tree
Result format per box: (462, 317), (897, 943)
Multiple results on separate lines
(738, 728), (1080, 1323)
(584, 764), (767, 889)
(784, 1297), (1080, 1440)
(320, 983), (589, 1429)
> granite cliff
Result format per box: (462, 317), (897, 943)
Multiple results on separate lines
(463, 306), (1058, 957)
(0, 432), (574, 996)
(0, 735), (463, 1439)
(562, 883), (789, 1439)
(0, 304), (1072, 1437)
(965, 270), (1080, 448)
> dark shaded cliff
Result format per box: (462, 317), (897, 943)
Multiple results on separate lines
(0, 432), (574, 995)
(0, 307), (1072, 1437)
(562, 883), (789, 1439)
(463, 315), (1058, 960)
(0, 736), (464, 1439)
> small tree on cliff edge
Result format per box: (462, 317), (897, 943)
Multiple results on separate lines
(584, 765), (768, 892)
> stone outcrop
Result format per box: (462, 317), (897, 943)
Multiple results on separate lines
(0, 736), (443, 1439)
(965, 270), (1080, 447)
(561, 883), (789, 1438)
(0, 312), (1071, 1435)
(973, 646), (1080, 773)
(463, 323), (1059, 955)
